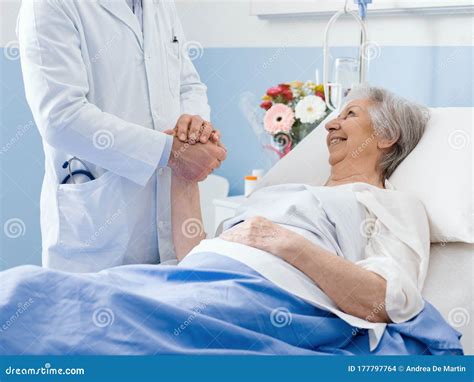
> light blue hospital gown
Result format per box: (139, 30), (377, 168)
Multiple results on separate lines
(0, 184), (463, 355)
(223, 183), (369, 264)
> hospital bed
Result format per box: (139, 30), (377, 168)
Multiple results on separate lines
(1, 108), (470, 356)
(256, 107), (473, 354)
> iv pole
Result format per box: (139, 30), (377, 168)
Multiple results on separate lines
(322, 0), (370, 110)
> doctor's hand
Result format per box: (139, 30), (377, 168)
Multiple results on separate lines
(167, 134), (227, 182)
(173, 114), (220, 144)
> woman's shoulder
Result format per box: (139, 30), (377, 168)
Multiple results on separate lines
(351, 180), (425, 209)
(351, 180), (428, 231)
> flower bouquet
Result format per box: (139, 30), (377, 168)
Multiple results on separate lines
(260, 81), (329, 158)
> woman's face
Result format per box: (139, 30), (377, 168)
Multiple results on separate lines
(324, 98), (388, 172)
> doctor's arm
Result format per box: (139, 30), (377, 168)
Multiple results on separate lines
(18, 0), (174, 186)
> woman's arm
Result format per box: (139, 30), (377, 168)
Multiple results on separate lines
(171, 174), (206, 262)
(220, 216), (390, 323)
(281, 232), (390, 323)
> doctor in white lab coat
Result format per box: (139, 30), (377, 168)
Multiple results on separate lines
(17, 0), (226, 272)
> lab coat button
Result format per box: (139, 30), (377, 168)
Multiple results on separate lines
(158, 168), (164, 176)
(158, 221), (164, 229)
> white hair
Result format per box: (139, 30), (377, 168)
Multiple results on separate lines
(345, 84), (430, 180)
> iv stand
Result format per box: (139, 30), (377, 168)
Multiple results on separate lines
(322, 3), (368, 111)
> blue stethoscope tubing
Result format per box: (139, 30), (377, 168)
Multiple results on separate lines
(61, 157), (95, 184)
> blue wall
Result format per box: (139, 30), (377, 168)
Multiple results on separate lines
(1, 46), (473, 269)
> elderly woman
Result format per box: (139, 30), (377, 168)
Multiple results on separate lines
(173, 86), (429, 324)
(0, 86), (463, 355)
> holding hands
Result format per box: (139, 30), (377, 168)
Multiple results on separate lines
(166, 114), (227, 182)
(173, 114), (221, 144)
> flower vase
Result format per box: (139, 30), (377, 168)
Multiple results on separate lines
(290, 121), (319, 146)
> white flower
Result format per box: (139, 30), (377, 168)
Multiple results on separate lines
(295, 95), (326, 124)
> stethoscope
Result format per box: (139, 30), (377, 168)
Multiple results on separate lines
(61, 157), (95, 185)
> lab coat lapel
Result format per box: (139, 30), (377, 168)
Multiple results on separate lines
(142, 0), (158, 51)
(99, 0), (144, 49)
(142, 0), (170, 128)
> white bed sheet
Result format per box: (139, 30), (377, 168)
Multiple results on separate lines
(422, 242), (473, 354)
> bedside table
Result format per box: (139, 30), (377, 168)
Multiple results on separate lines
(211, 195), (246, 237)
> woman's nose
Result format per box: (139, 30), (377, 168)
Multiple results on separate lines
(325, 119), (341, 132)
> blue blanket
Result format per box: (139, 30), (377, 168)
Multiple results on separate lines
(0, 253), (463, 355)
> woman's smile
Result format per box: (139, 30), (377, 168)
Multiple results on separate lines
(328, 137), (347, 147)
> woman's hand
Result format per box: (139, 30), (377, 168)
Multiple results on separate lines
(220, 216), (295, 255)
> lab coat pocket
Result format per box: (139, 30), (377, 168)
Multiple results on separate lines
(56, 171), (129, 254)
(166, 42), (181, 97)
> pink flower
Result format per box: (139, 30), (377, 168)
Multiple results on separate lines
(263, 104), (295, 134)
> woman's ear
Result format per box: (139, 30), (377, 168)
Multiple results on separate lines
(377, 137), (397, 150)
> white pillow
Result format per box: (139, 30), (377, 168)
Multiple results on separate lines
(257, 108), (473, 244)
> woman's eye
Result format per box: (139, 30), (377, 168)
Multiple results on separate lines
(348, 110), (355, 117)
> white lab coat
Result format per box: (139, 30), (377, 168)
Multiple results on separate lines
(17, 0), (210, 272)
